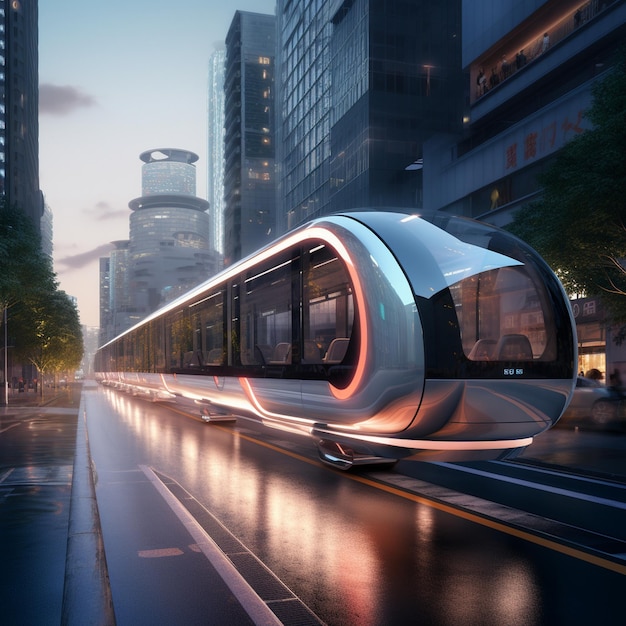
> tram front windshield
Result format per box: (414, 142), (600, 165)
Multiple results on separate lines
(449, 265), (555, 362)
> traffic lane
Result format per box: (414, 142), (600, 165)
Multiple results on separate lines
(88, 387), (625, 625)
(520, 427), (626, 480)
(85, 387), (257, 626)
(0, 410), (77, 626)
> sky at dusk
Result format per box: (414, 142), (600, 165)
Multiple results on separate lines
(39, 0), (276, 330)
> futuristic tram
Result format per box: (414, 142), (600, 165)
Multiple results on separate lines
(94, 210), (577, 469)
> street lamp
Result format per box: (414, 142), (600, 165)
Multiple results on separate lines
(2, 306), (8, 405)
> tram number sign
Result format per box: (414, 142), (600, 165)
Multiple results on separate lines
(503, 368), (524, 376)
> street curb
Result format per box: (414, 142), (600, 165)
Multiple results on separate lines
(61, 388), (116, 625)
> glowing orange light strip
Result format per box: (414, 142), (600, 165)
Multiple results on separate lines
(238, 224), (368, 401)
(300, 228), (368, 401)
(239, 377), (314, 426)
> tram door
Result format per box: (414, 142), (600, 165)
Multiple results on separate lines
(236, 251), (303, 413)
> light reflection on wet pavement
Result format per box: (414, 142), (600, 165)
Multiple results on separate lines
(1, 383), (624, 625)
(519, 425), (626, 480)
(0, 395), (79, 626)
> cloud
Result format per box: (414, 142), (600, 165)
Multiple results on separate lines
(85, 201), (129, 222)
(56, 243), (115, 271)
(39, 83), (97, 115)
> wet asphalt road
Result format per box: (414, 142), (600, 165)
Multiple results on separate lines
(0, 387), (80, 626)
(1, 383), (625, 625)
(87, 385), (625, 625)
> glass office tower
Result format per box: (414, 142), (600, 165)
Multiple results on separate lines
(0, 0), (42, 230)
(224, 11), (276, 265)
(207, 49), (226, 257)
(275, 0), (463, 232)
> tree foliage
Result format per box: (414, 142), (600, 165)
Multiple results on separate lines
(0, 199), (57, 309)
(12, 290), (84, 383)
(1, 199), (83, 388)
(508, 48), (626, 320)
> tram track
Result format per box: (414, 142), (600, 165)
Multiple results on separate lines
(395, 458), (626, 537)
(384, 458), (626, 572)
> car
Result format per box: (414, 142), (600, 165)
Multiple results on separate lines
(558, 376), (625, 430)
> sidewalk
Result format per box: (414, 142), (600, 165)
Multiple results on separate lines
(0, 382), (115, 625)
(1, 381), (80, 408)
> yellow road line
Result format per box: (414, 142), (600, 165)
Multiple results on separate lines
(180, 408), (626, 576)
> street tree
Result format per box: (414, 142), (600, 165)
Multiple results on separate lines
(12, 289), (83, 395)
(508, 48), (626, 321)
(0, 200), (58, 398)
(0, 199), (57, 311)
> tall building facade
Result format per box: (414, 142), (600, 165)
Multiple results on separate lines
(275, 0), (463, 232)
(100, 149), (220, 344)
(425, 0), (625, 226)
(207, 49), (226, 257)
(128, 149), (214, 316)
(424, 0), (626, 378)
(0, 0), (42, 229)
(98, 257), (110, 347)
(224, 11), (276, 265)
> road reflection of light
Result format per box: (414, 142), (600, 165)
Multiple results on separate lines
(181, 430), (199, 465)
(415, 504), (435, 540)
(98, 388), (544, 624)
(496, 562), (536, 620)
(440, 554), (537, 625)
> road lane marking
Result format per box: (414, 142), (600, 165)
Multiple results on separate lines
(434, 461), (626, 509)
(357, 471), (626, 576)
(142, 465), (326, 625)
(0, 468), (15, 483)
(138, 548), (184, 558)
(230, 426), (626, 575)
(140, 464), (286, 626)
(0, 422), (21, 434)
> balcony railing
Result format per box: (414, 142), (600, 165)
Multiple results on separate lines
(472, 0), (616, 103)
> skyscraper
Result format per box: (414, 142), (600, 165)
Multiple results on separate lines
(275, 0), (463, 232)
(207, 48), (226, 257)
(224, 11), (276, 265)
(98, 256), (110, 347)
(127, 149), (214, 319)
(0, 0), (42, 230)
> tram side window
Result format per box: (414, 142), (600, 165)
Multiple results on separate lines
(190, 290), (225, 366)
(116, 339), (125, 372)
(239, 253), (293, 366)
(166, 308), (194, 370)
(452, 266), (555, 361)
(303, 243), (354, 364)
(132, 327), (146, 372)
(153, 319), (166, 372)
(123, 335), (134, 372)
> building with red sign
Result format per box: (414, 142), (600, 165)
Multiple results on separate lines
(425, 0), (626, 377)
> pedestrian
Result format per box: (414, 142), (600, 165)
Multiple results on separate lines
(609, 368), (623, 390)
(476, 68), (486, 96)
(585, 368), (603, 386)
(542, 32), (550, 53)
(516, 49), (527, 69)
(501, 55), (510, 80)
(489, 67), (500, 88)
